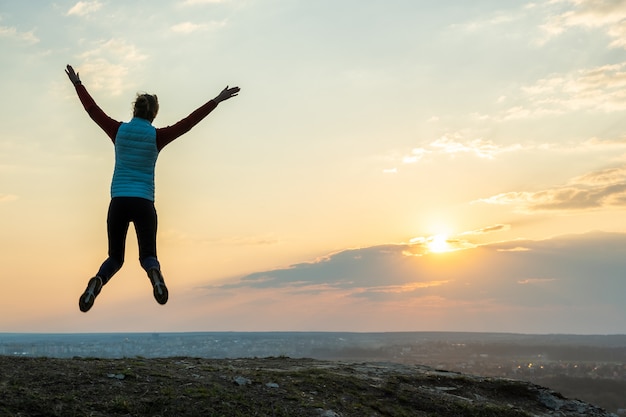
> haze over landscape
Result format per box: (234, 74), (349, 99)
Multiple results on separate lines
(1, 0), (626, 334)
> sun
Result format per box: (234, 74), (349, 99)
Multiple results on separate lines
(427, 233), (451, 253)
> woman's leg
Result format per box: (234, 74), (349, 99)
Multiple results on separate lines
(133, 198), (168, 305)
(80, 198), (130, 312)
(97, 197), (131, 284)
(133, 198), (159, 271)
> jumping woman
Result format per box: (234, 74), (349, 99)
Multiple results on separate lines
(65, 64), (240, 312)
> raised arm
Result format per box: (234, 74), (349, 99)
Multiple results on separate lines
(65, 65), (121, 142)
(156, 86), (240, 150)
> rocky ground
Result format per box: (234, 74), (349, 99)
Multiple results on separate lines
(0, 355), (615, 416)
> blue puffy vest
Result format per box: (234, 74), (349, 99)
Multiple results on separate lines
(111, 117), (159, 201)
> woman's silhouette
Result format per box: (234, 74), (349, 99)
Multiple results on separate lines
(65, 65), (240, 312)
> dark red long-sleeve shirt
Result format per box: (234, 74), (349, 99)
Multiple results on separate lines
(74, 83), (218, 151)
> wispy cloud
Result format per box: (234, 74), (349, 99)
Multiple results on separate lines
(522, 63), (626, 114)
(460, 13), (517, 32)
(542, 0), (626, 48)
(170, 20), (227, 34)
(351, 280), (450, 302)
(181, 0), (228, 5)
(497, 246), (531, 252)
(77, 39), (147, 95)
(455, 1), (626, 120)
(0, 25), (39, 44)
(66, 1), (103, 17)
(401, 147), (429, 164)
(460, 224), (511, 236)
(477, 186), (626, 211)
(477, 164), (626, 212)
(453, 3), (532, 32)
(569, 165), (626, 185)
(517, 278), (557, 285)
(429, 136), (521, 159)
(472, 62), (626, 122)
(0, 194), (18, 203)
(393, 133), (523, 171)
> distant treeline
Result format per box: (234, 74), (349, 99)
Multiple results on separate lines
(309, 341), (626, 363)
(465, 342), (626, 362)
(532, 375), (626, 414)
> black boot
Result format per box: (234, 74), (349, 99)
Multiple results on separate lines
(148, 268), (168, 305)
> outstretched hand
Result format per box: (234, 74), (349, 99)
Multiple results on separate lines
(65, 65), (81, 85)
(214, 86), (240, 103)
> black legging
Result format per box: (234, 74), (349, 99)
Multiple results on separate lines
(96, 197), (161, 284)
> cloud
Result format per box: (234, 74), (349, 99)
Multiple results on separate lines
(517, 278), (557, 285)
(170, 20), (227, 34)
(430, 136), (521, 159)
(497, 246), (531, 252)
(396, 133), (523, 170)
(77, 39), (147, 95)
(542, 0), (626, 48)
(181, 0), (228, 5)
(578, 136), (626, 150)
(607, 22), (626, 48)
(460, 224), (511, 235)
(570, 165), (626, 185)
(351, 280), (450, 302)
(407, 232), (480, 254)
(210, 244), (431, 292)
(402, 148), (428, 164)
(483, 63), (626, 121)
(453, 5), (529, 32)
(171, 22), (208, 34)
(0, 194), (18, 203)
(477, 164), (626, 212)
(74, 227), (613, 331)
(80, 38), (147, 64)
(459, 1), (626, 120)
(0, 25), (39, 44)
(478, 185), (626, 211)
(67, 1), (103, 17)
(196, 231), (626, 332)
(396, 132), (625, 172)
(524, 63), (626, 113)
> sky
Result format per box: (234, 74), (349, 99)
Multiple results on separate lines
(1, 0), (626, 334)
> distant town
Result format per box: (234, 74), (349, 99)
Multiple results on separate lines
(1, 331), (625, 414)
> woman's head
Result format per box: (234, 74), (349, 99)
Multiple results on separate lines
(133, 93), (159, 122)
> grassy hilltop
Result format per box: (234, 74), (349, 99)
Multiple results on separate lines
(0, 355), (614, 417)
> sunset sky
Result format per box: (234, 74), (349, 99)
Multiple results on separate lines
(1, 0), (626, 334)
